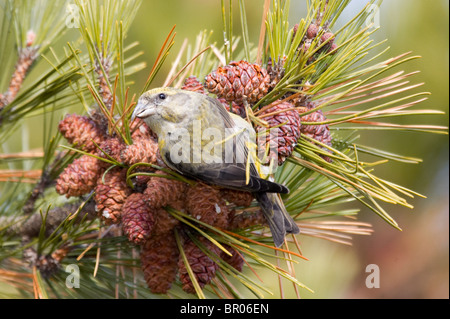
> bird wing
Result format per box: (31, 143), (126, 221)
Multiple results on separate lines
(163, 96), (288, 194)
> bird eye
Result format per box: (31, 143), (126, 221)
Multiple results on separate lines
(158, 93), (166, 100)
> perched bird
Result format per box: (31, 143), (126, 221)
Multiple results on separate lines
(131, 87), (299, 247)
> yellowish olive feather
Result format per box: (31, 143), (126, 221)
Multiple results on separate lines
(132, 87), (299, 247)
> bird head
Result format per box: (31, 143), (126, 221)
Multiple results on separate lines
(132, 87), (196, 135)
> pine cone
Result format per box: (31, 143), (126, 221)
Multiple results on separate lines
(178, 236), (220, 294)
(143, 172), (187, 209)
(181, 76), (207, 94)
(95, 53), (113, 109)
(256, 101), (302, 165)
(228, 210), (267, 230)
(130, 118), (156, 141)
(97, 137), (126, 166)
(140, 232), (179, 294)
(299, 109), (332, 147)
(94, 169), (131, 224)
(221, 245), (244, 272)
(152, 199), (183, 236)
(55, 155), (103, 198)
(266, 57), (286, 89)
(185, 183), (230, 229)
(121, 138), (159, 166)
(58, 114), (107, 152)
(218, 97), (246, 118)
(220, 189), (254, 207)
(306, 23), (319, 39)
(294, 23), (338, 63)
(122, 193), (155, 245)
(205, 60), (271, 104)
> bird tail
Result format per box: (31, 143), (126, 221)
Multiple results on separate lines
(254, 192), (300, 247)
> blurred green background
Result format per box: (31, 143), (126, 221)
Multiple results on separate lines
(2, 0), (448, 298)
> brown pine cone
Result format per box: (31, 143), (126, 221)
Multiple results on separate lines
(1, 47), (38, 106)
(121, 138), (159, 166)
(55, 155), (103, 198)
(181, 76), (207, 94)
(94, 169), (131, 224)
(129, 118), (156, 141)
(97, 137), (126, 167)
(299, 109), (332, 147)
(228, 210), (267, 230)
(218, 97), (246, 118)
(95, 52), (113, 109)
(58, 114), (107, 152)
(205, 60), (271, 104)
(140, 231), (179, 294)
(178, 236), (220, 294)
(306, 24), (319, 39)
(266, 57), (286, 89)
(185, 183), (230, 229)
(122, 193), (155, 245)
(256, 100), (302, 166)
(143, 172), (187, 209)
(220, 189), (254, 207)
(151, 199), (183, 236)
(221, 245), (244, 272)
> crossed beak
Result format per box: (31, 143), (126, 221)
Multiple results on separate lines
(131, 101), (156, 121)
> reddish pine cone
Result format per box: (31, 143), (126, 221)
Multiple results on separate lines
(221, 245), (244, 272)
(122, 193), (155, 245)
(94, 169), (131, 224)
(220, 189), (254, 207)
(121, 138), (159, 166)
(185, 183), (230, 229)
(58, 114), (107, 152)
(97, 137), (126, 167)
(130, 118), (156, 141)
(218, 97), (246, 118)
(256, 101), (302, 166)
(152, 198), (184, 236)
(229, 210), (267, 230)
(299, 109), (332, 147)
(140, 231), (179, 294)
(143, 172), (187, 209)
(205, 60), (270, 104)
(181, 76), (207, 94)
(306, 24), (319, 39)
(178, 236), (220, 294)
(55, 155), (103, 198)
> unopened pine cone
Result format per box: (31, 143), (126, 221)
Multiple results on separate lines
(56, 155), (103, 198)
(122, 193), (155, 245)
(97, 137), (126, 167)
(185, 183), (230, 229)
(181, 76), (206, 94)
(266, 57), (286, 89)
(143, 171), (187, 209)
(58, 114), (107, 152)
(205, 60), (271, 104)
(218, 97), (246, 118)
(256, 100), (302, 166)
(130, 118), (156, 141)
(220, 189), (254, 207)
(152, 199), (183, 236)
(228, 209), (267, 230)
(178, 236), (220, 294)
(221, 245), (244, 272)
(141, 231), (179, 294)
(121, 137), (159, 166)
(299, 109), (332, 147)
(94, 169), (131, 224)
